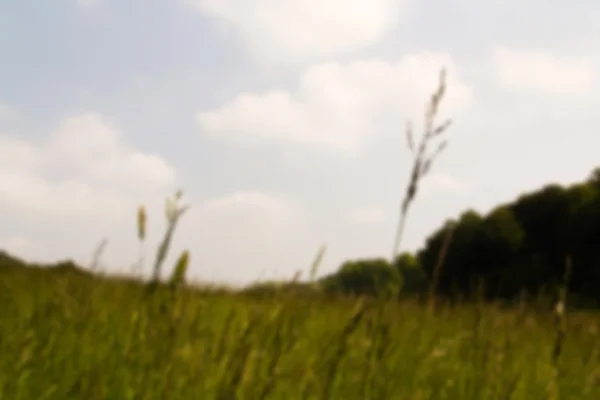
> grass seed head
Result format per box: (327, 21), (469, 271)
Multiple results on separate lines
(309, 244), (327, 282)
(170, 249), (190, 288)
(137, 205), (147, 242)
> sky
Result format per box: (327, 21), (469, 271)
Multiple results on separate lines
(1, 0), (599, 285)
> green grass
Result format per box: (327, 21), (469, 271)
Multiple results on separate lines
(1, 263), (599, 400)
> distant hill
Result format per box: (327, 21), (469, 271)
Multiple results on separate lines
(0, 250), (94, 278)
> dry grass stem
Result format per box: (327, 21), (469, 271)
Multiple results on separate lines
(391, 68), (453, 261)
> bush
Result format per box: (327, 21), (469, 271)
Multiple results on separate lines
(323, 258), (403, 297)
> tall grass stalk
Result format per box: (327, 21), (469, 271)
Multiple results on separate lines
(321, 298), (367, 400)
(135, 205), (147, 276)
(152, 190), (189, 283)
(428, 222), (455, 312)
(391, 68), (453, 261)
(310, 244), (327, 283)
(89, 238), (108, 272)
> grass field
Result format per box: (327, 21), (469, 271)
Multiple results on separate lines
(1, 261), (599, 400)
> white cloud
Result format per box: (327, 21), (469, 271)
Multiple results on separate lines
(172, 190), (309, 284)
(0, 173), (129, 220)
(204, 191), (298, 221)
(0, 136), (38, 170)
(421, 171), (470, 196)
(0, 113), (176, 221)
(0, 113), (312, 283)
(188, 0), (404, 62)
(201, 191), (301, 235)
(50, 114), (175, 192)
(0, 236), (40, 259)
(197, 52), (472, 153)
(348, 206), (386, 223)
(491, 46), (597, 95)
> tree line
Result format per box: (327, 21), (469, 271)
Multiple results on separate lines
(322, 167), (600, 307)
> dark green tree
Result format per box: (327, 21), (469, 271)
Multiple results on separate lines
(323, 258), (403, 297)
(393, 252), (426, 296)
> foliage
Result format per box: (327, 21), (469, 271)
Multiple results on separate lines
(322, 258), (403, 297)
(413, 171), (600, 305)
(394, 252), (427, 296)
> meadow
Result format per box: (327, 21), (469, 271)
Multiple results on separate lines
(1, 259), (599, 400)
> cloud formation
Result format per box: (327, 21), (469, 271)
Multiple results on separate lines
(0, 110), (310, 281)
(348, 206), (386, 224)
(0, 113), (175, 221)
(492, 46), (597, 95)
(197, 52), (472, 153)
(179, 190), (309, 284)
(189, 0), (404, 62)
